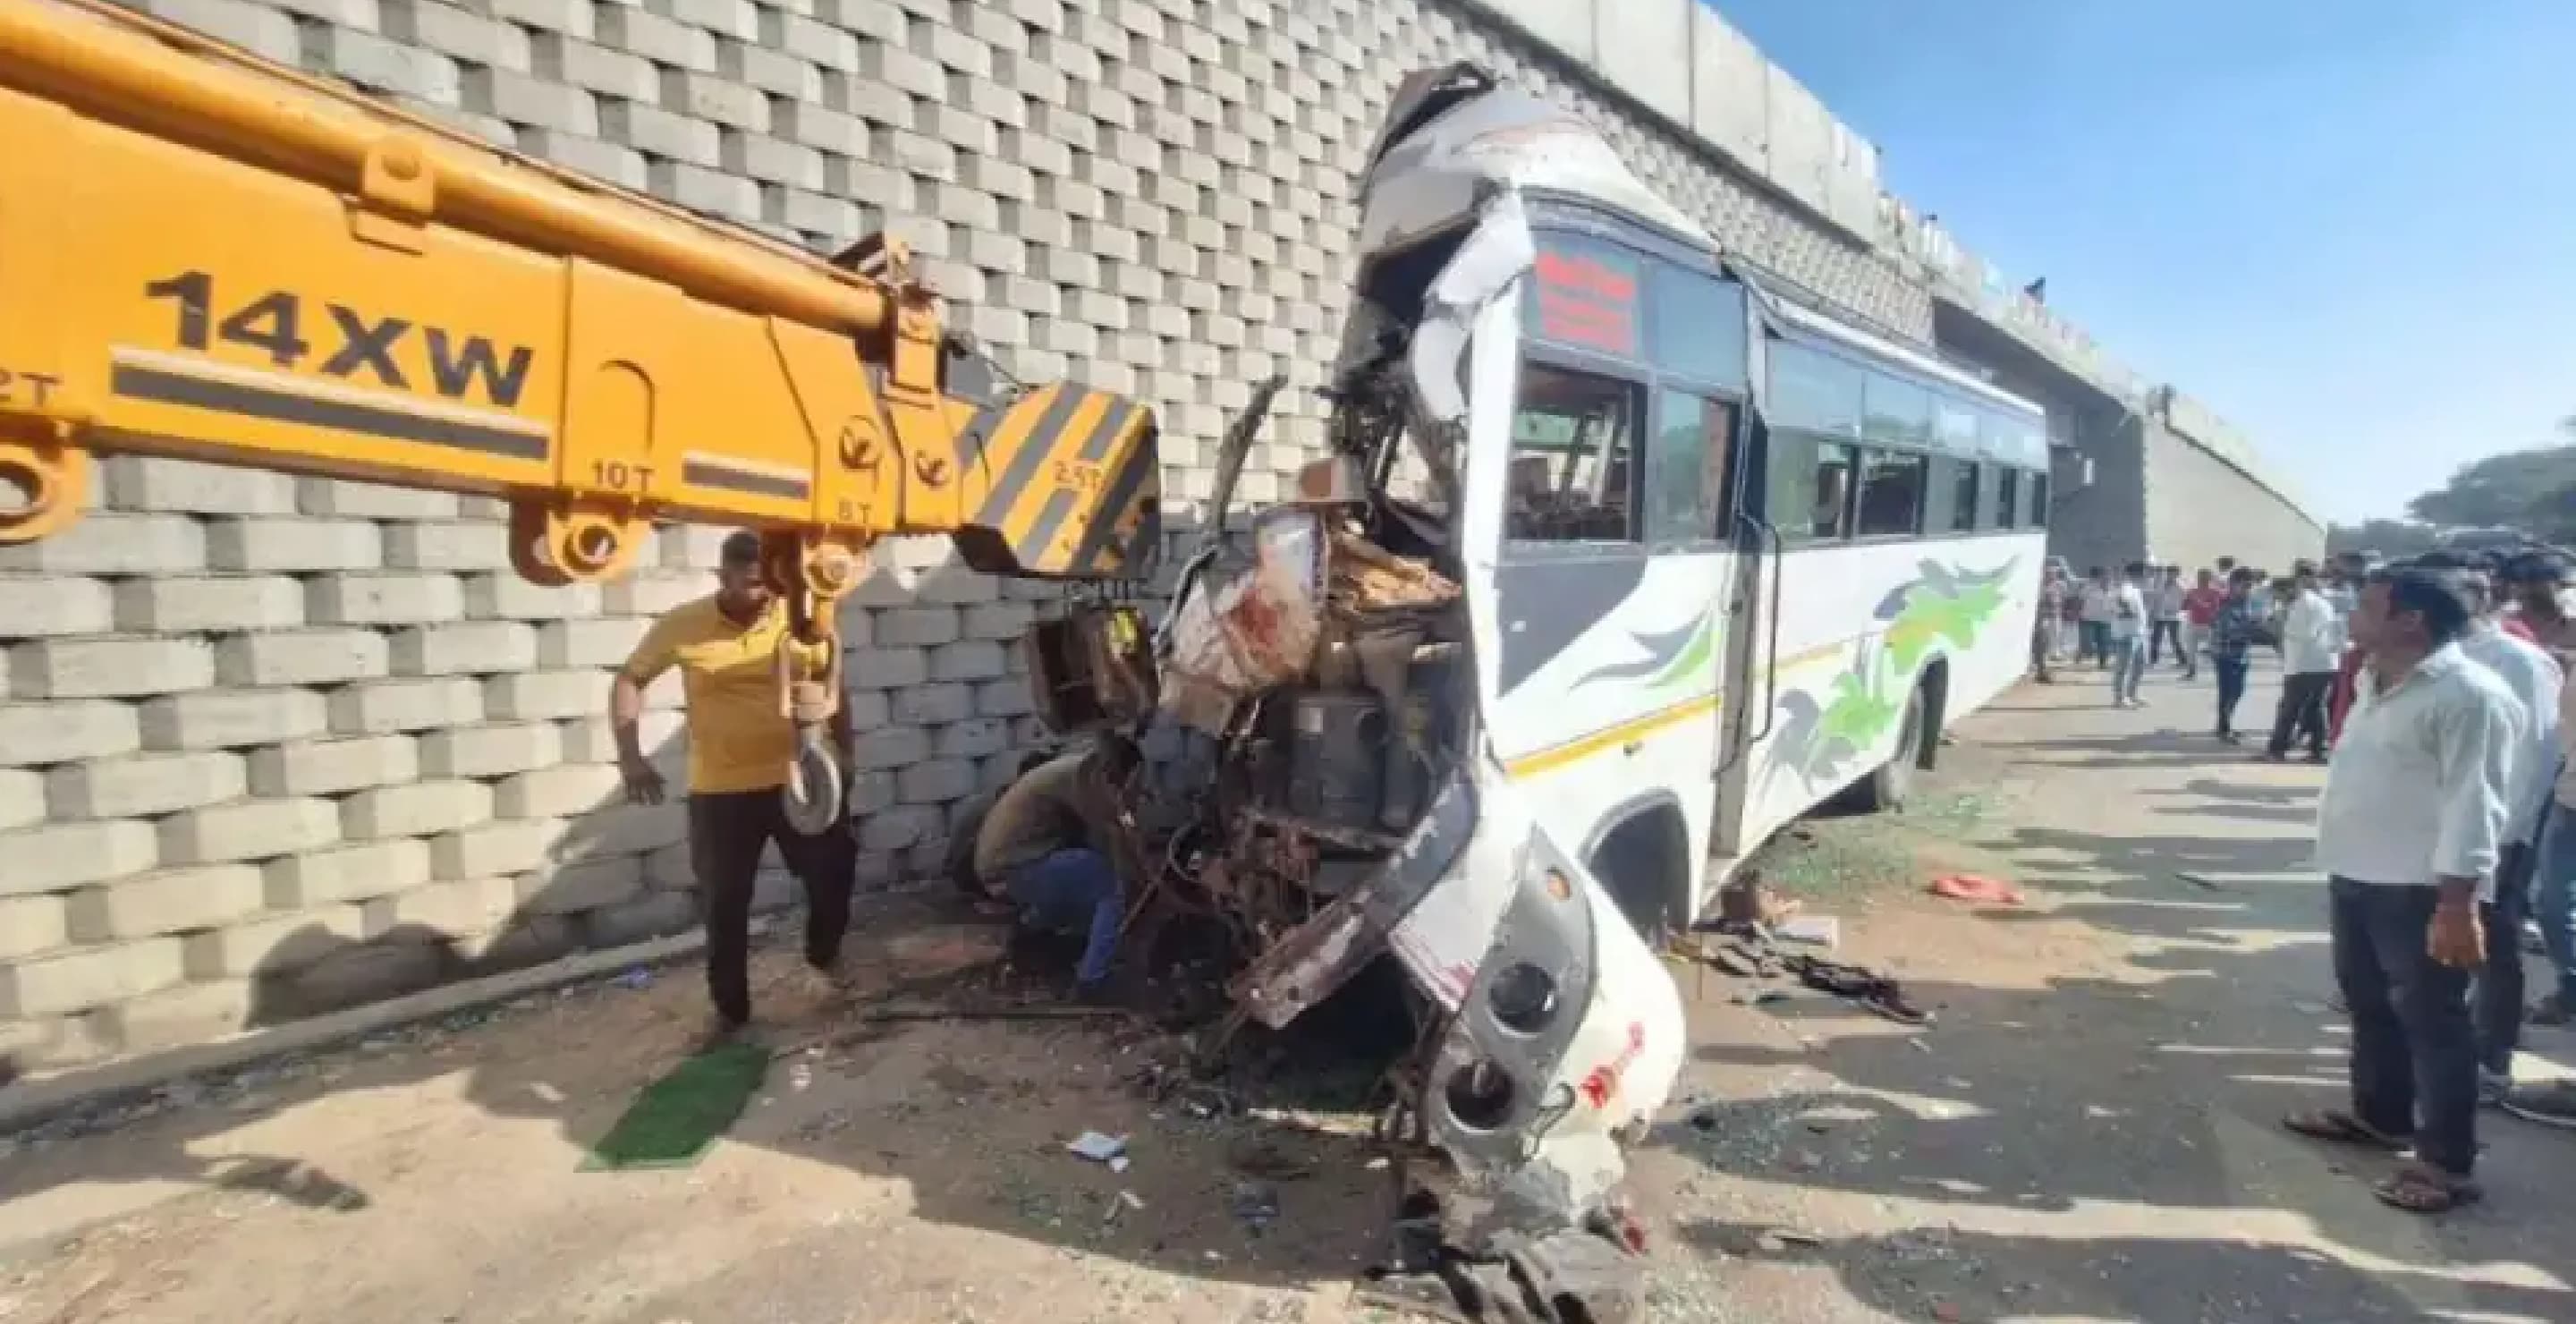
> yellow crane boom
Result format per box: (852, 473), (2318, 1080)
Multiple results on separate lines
(0, 0), (1161, 615)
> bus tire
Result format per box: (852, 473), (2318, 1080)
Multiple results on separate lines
(1852, 683), (1927, 813)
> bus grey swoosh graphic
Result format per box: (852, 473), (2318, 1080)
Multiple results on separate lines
(1572, 604), (1716, 690)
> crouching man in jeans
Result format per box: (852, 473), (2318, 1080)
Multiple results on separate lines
(2285, 566), (2521, 1214)
(970, 740), (1138, 1001)
(613, 531), (857, 1038)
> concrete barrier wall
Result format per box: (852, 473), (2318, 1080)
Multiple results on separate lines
(0, 0), (1935, 1071)
(2142, 420), (2327, 574)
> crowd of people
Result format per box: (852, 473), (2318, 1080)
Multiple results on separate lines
(2037, 545), (2576, 1215)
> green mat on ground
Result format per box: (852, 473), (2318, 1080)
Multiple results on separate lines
(580, 1042), (770, 1172)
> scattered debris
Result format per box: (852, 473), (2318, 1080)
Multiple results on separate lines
(1230, 1180), (1282, 1234)
(614, 967), (654, 990)
(1065, 1131), (1129, 1164)
(1928, 874), (2024, 906)
(1786, 954), (1931, 1027)
(1229, 1137), (1321, 1181)
(1776, 914), (1842, 949)
(1735, 988), (1792, 1007)
(1719, 875), (1803, 927)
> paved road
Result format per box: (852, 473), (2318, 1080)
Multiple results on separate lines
(1638, 655), (2576, 1322)
(2, 655), (2572, 1323)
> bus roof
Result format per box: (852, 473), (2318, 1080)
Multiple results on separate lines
(1758, 283), (2047, 427)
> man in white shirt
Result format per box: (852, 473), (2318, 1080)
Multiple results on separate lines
(2504, 648), (2576, 1127)
(2286, 566), (2520, 1213)
(2149, 566), (2188, 669)
(2106, 562), (2151, 708)
(2078, 567), (2116, 668)
(2426, 560), (2563, 1099)
(2266, 563), (2342, 762)
(2503, 551), (2576, 1039)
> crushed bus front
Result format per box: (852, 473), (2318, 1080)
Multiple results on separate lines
(1003, 63), (1694, 1286)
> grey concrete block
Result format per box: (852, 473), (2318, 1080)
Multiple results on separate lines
(384, 0), (527, 69)
(328, 676), (485, 734)
(208, 518), (380, 573)
(139, 688), (330, 751)
(597, 4), (720, 66)
(599, 99), (724, 166)
(530, 32), (659, 99)
(760, 9), (861, 69)
(113, 575), (303, 635)
(0, 513), (208, 576)
(248, 734), (421, 797)
(891, 681), (970, 726)
(0, 576), (112, 639)
(137, 0), (300, 60)
(464, 67), (600, 134)
(718, 37), (824, 98)
(722, 132), (826, 188)
(47, 751), (248, 821)
(859, 38), (944, 98)
(660, 68), (771, 132)
(650, 160), (765, 221)
(13, 637), (216, 699)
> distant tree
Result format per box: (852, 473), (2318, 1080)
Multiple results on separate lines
(2539, 418), (2576, 543)
(2328, 518), (2440, 557)
(2406, 439), (2576, 534)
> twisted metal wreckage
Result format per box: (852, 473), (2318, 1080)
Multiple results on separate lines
(998, 65), (1692, 1320)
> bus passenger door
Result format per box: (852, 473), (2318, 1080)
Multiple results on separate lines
(1712, 420), (1781, 861)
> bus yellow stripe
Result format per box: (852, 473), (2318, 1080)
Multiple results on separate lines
(1503, 692), (1724, 780)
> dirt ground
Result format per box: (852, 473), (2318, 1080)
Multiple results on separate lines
(5, 658), (2576, 1324)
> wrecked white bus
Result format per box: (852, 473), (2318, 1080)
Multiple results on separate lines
(1005, 63), (2050, 1289)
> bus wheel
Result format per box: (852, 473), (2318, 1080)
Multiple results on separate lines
(1853, 683), (1926, 813)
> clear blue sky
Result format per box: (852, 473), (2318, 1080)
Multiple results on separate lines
(1709, 0), (2576, 525)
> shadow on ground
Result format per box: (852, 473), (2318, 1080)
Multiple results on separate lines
(1648, 678), (2576, 1321)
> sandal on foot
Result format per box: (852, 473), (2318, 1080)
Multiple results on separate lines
(2283, 1108), (2407, 1150)
(2373, 1164), (2481, 1214)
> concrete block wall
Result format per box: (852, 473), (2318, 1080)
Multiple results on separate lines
(2141, 421), (2326, 576)
(1, 0), (1929, 1071)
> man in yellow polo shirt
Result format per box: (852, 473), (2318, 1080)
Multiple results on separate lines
(612, 531), (855, 1034)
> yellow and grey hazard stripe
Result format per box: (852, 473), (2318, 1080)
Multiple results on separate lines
(963, 383), (1158, 577)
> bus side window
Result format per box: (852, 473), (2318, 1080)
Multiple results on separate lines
(1996, 469), (2022, 530)
(1951, 460), (1982, 532)
(1648, 390), (1738, 543)
(1766, 431), (1854, 542)
(1811, 442), (1857, 539)
(1509, 361), (1643, 543)
(1855, 449), (1928, 537)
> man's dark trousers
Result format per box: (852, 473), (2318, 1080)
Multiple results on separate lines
(2332, 877), (2478, 1175)
(691, 789), (858, 1024)
(2478, 842), (2538, 1078)
(2213, 655), (2251, 736)
(2269, 671), (2334, 758)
